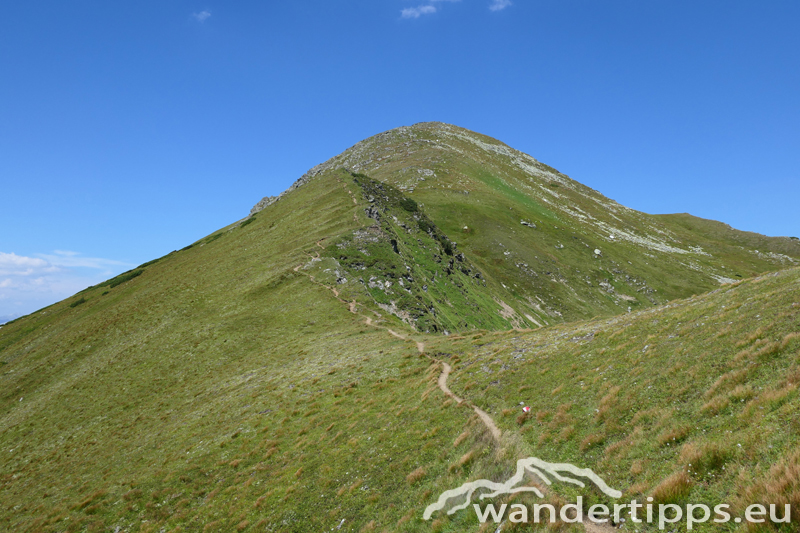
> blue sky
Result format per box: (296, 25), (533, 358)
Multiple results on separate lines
(1, 1), (799, 320)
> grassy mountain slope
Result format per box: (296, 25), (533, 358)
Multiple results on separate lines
(2, 123), (799, 532)
(289, 122), (799, 327)
(0, 166), (505, 532)
(424, 267), (800, 532)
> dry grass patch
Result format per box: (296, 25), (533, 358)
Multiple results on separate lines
(701, 395), (730, 415)
(579, 433), (605, 452)
(595, 385), (621, 421)
(651, 471), (693, 504)
(406, 467), (426, 484)
(458, 450), (476, 468)
(679, 442), (732, 478)
(657, 425), (692, 447)
(705, 368), (750, 399)
(396, 510), (414, 526)
(781, 332), (800, 350)
(736, 451), (800, 531)
(604, 437), (632, 459)
(737, 326), (767, 347)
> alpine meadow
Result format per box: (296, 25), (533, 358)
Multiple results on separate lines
(2, 123), (800, 533)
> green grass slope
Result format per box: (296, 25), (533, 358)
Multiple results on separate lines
(2, 123), (799, 532)
(293, 122), (800, 326)
(424, 267), (800, 531)
(0, 167), (511, 532)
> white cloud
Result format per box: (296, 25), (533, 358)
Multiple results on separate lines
(0, 252), (53, 276)
(0, 251), (134, 318)
(401, 5), (437, 18)
(37, 250), (129, 270)
(489, 0), (512, 11)
(192, 10), (211, 22)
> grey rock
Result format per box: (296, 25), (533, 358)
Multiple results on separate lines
(249, 163), (328, 215)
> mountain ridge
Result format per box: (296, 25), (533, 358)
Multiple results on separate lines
(244, 122), (799, 331)
(2, 123), (799, 532)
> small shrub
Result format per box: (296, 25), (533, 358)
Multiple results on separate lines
(69, 297), (87, 308)
(105, 269), (143, 289)
(240, 217), (256, 228)
(136, 256), (164, 269)
(399, 198), (418, 212)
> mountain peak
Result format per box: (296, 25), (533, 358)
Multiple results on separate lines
(245, 125), (800, 329)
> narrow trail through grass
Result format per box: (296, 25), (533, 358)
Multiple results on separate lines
(293, 258), (615, 533)
(295, 260), (620, 532)
(296, 259), (503, 442)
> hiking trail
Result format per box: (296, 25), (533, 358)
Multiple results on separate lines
(296, 262), (617, 532)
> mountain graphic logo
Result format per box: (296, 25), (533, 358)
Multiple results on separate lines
(423, 457), (622, 520)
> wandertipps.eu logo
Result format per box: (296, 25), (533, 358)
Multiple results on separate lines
(424, 456), (621, 520)
(424, 457), (792, 529)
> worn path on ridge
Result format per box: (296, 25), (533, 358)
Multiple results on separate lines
(295, 260), (616, 533)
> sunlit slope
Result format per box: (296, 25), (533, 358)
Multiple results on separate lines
(292, 122), (799, 326)
(424, 267), (800, 531)
(0, 171), (511, 532)
(2, 122), (800, 532)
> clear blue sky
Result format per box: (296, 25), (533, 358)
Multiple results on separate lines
(1, 1), (799, 320)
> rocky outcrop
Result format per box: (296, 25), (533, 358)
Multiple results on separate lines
(249, 162), (331, 215)
(249, 195), (278, 215)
